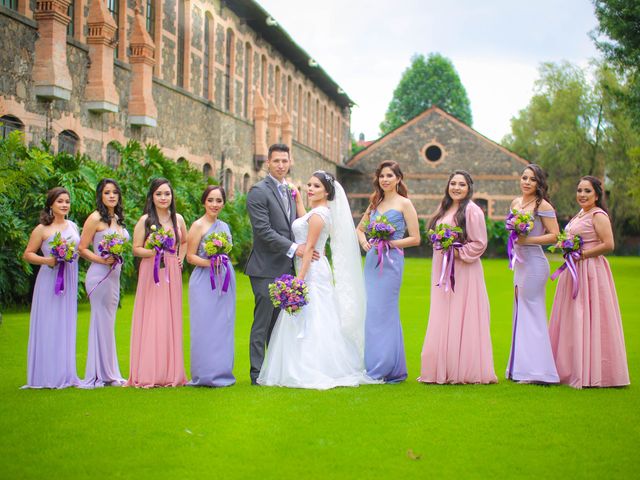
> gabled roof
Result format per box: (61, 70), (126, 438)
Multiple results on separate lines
(227, 0), (354, 108)
(347, 106), (528, 167)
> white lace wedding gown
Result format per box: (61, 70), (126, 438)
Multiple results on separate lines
(257, 206), (378, 389)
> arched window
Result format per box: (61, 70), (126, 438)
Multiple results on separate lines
(297, 85), (303, 141)
(224, 168), (233, 196)
(286, 75), (292, 112)
(244, 42), (252, 118)
(242, 173), (250, 193)
(203, 14), (213, 100)
(177, 1), (186, 87)
(1, 0), (18, 11)
(224, 28), (235, 111)
(203, 162), (212, 178)
(260, 55), (267, 97)
(106, 142), (120, 169)
(67, 0), (74, 37)
(146, 0), (156, 40)
(474, 197), (489, 217)
(275, 66), (281, 107)
(107, 0), (119, 58)
(1, 115), (24, 139)
(177, 156), (187, 164)
(58, 130), (79, 155)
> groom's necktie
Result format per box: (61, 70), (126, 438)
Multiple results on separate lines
(278, 183), (290, 216)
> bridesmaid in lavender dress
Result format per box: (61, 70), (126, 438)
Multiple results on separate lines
(506, 165), (559, 384)
(357, 161), (420, 383)
(78, 179), (128, 388)
(186, 186), (236, 387)
(418, 171), (497, 384)
(22, 187), (80, 388)
(549, 176), (629, 388)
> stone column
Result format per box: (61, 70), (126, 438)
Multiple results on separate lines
(267, 99), (281, 147)
(85, 0), (119, 113)
(33, 0), (73, 101)
(129, 9), (157, 127)
(253, 91), (267, 169)
(281, 110), (293, 165)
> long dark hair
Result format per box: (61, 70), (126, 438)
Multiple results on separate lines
(369, 160), (409, 209)
(96, 178), (125, 226)
(39, 187), (70, 226)
(427, 170), (474, 242)
(579, 175), (608, 213)
(522, 164), (552, 215)
(312, 170), (336, 201)
(144, 178), (180, 245)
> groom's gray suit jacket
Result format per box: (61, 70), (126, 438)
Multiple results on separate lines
(244, 175), (297, 278)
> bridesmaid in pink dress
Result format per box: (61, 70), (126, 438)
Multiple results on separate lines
(549, 176), (629, 389)
(127, 178), (188, 388)
(418, 171), (497, 384)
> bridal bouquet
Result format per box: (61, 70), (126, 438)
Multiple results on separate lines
(203, 231), (233, 293)
(365, 215), (401, 272)
(505, 209), (535, 269)
(49, 232), (78, 295)
(549, 230), (583, 299)
(269, 274), (309, 315)
(88, 232), (129, 297)
(427, 223), (463, 292)
(145, 225), (176, 285)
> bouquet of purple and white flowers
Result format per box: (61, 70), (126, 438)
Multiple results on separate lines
(365, 215), (401, 272)
(88, 232), (129, 297)
(49, 231), (78, 295)
(549, 230), (584, 299)
(203, 231), (233, 293)
(269, 274), (309, 315)
(145, 225), (176, 284)
(427, 223), (463, 292)
(505, 209), (535, 269)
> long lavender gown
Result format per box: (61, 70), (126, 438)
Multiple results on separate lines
(187, 221), (236, 387)
(506, 210), (559, 383)
(24, 221), (81, 389)
(364, 208), (407, 383)
(80, 228), (129, 388)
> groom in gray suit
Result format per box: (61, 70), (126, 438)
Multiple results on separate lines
(245, 144), (315, 384)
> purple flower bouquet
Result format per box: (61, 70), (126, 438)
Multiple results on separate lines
(203, 231), (233, 293)
(505, 209), (535, 269)
(427, 223), (463, 292)
(145, 225), (176, 284)
(365, 215), (402, 272)
(269, 274), (309, 315)
(549, 230), (584, 299)
(49, 231), (78, 295)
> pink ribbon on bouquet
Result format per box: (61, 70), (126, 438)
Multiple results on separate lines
(436, 242), (462, 292)
(87, 255), (123, 298)
(370, 238), (403, 275)
(550, 250), (581, 299)
(153, 246), (176, 285)
(507, 231), (520, 270)
(209, 254), (231, 293)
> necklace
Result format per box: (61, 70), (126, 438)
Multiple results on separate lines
(520, 197), (535, 210)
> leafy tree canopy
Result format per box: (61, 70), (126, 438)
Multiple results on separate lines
(380, 53), (472, 135)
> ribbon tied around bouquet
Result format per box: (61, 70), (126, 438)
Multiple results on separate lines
(209, 254), (231, 293)
(436, 242), (463, 292)
(153, 245), (176, 285)
(370, 238), (403, 275)
(87, 254), (124, 298)
(550, 250), (581, 299)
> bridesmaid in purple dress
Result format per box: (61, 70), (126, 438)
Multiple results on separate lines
(78, 179), (128, 388)
(186, 186), (236, 387)
(506, 165), (560, 384)
(356, 161), (420, 383)
(22, 187), (80, 388)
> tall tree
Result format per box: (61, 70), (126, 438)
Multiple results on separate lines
(592, 0), (640, 126)
(380, 53), (472, 135)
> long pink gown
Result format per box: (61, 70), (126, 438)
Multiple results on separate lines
(127, 246), (187, 388)
(548, 208), (629, 389)
(418, 201), (497, 384)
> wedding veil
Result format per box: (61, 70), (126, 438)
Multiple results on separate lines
(328, 181), (366, 357)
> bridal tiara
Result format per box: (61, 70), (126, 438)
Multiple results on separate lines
(314, 170), (335, 185)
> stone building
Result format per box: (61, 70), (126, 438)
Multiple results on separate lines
(340, 106), (529, 220)
(0, 0), (353, 195)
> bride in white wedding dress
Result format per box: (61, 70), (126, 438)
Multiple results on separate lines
(257, 171), (379, 389)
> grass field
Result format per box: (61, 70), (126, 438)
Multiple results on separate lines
(0, 257), (638, 479)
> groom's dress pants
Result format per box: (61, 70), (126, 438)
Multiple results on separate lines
(249, 276), (281, 383)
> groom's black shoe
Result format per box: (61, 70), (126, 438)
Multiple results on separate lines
(250, 378), (260, 386)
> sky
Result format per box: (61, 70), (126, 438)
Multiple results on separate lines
(258, 0), (601, 143)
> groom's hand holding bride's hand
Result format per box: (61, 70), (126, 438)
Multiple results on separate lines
(295, 243), (320, 261)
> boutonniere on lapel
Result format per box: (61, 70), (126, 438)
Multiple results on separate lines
(285, 183), (297, 199)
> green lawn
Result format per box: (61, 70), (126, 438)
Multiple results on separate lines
(0, 258), (638, 479)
